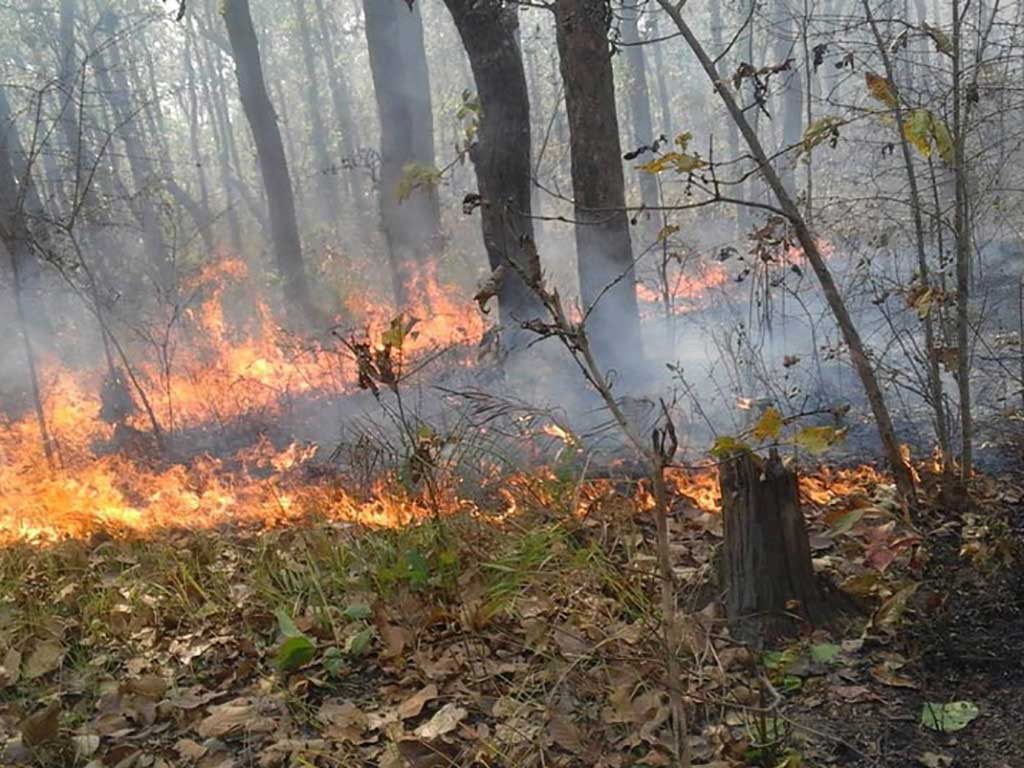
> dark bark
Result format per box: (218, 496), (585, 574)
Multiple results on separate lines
(295, 0), (341, 222)
(441, 0), (544, 343)
(719, 450), (846, 643)
(362, 0), (442, 307)
(554, 0), (644, 374)
(620, 4), (661, 243)
(222, 0), (313, 324)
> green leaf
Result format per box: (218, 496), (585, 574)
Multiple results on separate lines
(830, 508), (866, 536)
(396, 163), (443, 202)
(809, 643), (842, 665)
(275, 635), (316, 672)
(321, 646), (345, 676)
(920, 701), (979, 732)
(710, 435), (750, 459)
(800, 116), (842, 156)
(345, 627), (375, 657)
(404, 549), (430, 587)
(275, 609), (304, 638)
(343, 603), (372, 621)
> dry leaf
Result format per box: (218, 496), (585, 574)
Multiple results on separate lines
(414, 702), (467, 739)
(23, 641), (64, 679)
(196, 698), (276, 739)
(547, 711), (583, 752)
(20, 701), (60, 747)
(398, 684), (438, 720)
(175, 737), (208, 761)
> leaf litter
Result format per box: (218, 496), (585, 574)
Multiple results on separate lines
(0, 463), (1019, 766)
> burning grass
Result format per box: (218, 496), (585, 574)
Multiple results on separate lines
(4, 453), (1014, 767)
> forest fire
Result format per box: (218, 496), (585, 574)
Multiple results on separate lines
(0, 259), (486, 544)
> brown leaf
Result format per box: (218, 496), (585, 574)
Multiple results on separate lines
(175, 737), (208, 761)
(196, 698), (276, 739)
(870, 661), (918, 688)
(547, 711), (583, 752)
(379, 623), (412, 660)
(20, 701), (60, 747)
(396, 738), (461, 768)
(397, 684), (439, 720)
(414, 702), (467, 739)
(0, 648), (21, 688)
(123, 674), (168, 700)
(319, 699), (372, 744)
(23, 641), (64, 679)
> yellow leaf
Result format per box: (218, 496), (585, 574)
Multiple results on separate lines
(637, 155), (674, 174)
(674, 131), (694, 151)
(710, 435), (750, 458)
(922, 22), (954, 56)
(794, 425), (846, 454)
(656, 224), (679, 243)
(800, 116), (842, 156)
(751, 407), (783, 441)
(931, 119), (954, 165)
(865, 72), (897, 108)
(902, 109), (934, 157)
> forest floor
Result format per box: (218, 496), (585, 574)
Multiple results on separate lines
(0, 460), (1022, 768)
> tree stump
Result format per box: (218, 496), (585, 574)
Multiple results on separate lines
(719, 449), (845, 644)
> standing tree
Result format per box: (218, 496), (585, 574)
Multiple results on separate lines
(441, 0), (545, 346)
(362, 0), (442, 307)
(554, 0), (644, 374)
(222, 0), (313, 324)
(620, 1), (661, 244)
(653, 0), (916, 501)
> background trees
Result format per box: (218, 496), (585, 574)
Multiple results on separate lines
(0, 0), (1022, 489)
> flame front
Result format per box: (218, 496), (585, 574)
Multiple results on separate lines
(0, 259), (483, 543)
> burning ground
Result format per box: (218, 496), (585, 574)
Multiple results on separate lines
(1, 263), (1023, 767)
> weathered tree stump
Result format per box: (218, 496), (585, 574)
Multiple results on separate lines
(719, 449), (846, 644)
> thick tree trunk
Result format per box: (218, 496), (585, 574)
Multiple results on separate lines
(620, 4), (661, 244)
(295, 0), (341, 223)
(719, 450), (843, 643)
(647, 13), (674, 137)
(442, 0), (544, 345)
(362, 0), (443, 307)
(312, 0), (369, 232)
(656, 0), (916, 504)
(222, 0), (313, 324)
(773, 0), (803, 197)
(554, 0), (644, 374)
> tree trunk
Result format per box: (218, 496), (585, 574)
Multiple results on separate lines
(362, 0), (442, 307)
(647, 13), (674, 137)
(295, 0), (340, 223)
(442, 0), (544, 346)
(312, 0), (369, 233)
(89, 26), (173, 291)
(620, 3), (661, 244)
(719, 450), (843, 643)
(222, 0), (313, 325)
(554, 0), (644, 374)
(656, 0), (916, 505)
